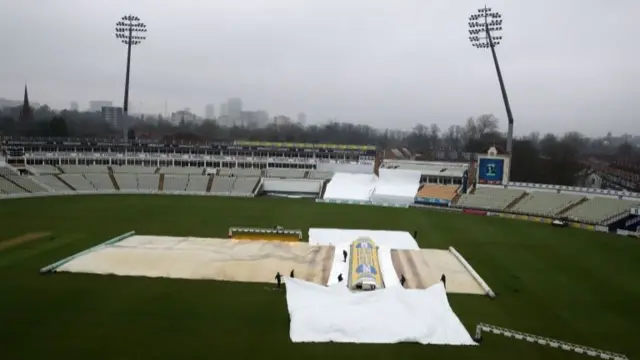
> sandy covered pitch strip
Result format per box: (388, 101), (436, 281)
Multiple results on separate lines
(56, 235), (335, 285)
(391, 249), (485, 295)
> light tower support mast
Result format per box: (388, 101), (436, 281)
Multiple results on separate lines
(468, 6), (515, 154)
(115, 15), (147, 140)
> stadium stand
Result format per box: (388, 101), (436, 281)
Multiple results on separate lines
(84, 173), (115, 191)
(564, 197), (640, 224)
(510, 191), (585, 217)
(210, 175), (235, 193)
(416, 184), (458, 202)
(186, 175), (209, 192)
(112, 166), (157, 174)
(38, 175), (72, 191)
(221, 168), (261, 177)
(61, 165), (108, 173)
(308, 170), (334, 180)
(138, 175), (160, 191)
(0, 177), (26, 193)
(163, 175), (189, 191)
(114, 174), (138, 190)
(32, 165), (60, 174)
(160, 167), (204, 175)
(59, 174), (96, 191)
(455, 187), (526, 210)
(266, 168), (306, 178)
(231, 177), (260, 195)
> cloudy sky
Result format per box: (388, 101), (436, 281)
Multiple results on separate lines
(1, 0), (637, 136)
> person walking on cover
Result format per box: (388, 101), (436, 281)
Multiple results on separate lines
(290, 269), (295, 278)
(400, 274), (406, 287)
(337, 273), (344, 282)
(275, 272), (283, 289)
(440, 273), (446, 289)
(342, 250), (348, 262)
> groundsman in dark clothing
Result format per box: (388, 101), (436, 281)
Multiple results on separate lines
(440, 273), (446, 289)
(275, 272), (282, 288)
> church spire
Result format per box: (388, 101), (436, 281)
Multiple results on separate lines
(20, 84), (33, 122)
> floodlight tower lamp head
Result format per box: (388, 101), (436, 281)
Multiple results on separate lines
(114, 15), (148, 45)
(468, 7), (503, 49)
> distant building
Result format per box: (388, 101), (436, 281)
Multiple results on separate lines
(297, 112), (307, 125)
(19, 85), (33, 122)
(171, 110), (197, 124)
(70, 101), (79, 111)
(220, 102), (229, 117)
(227, 98), (242, 120)
(89, 100), (113, 112)
(205, 104), (215, 119)
(239, 110), (270, 128)
(255, 110), (269, 123)
(101, 106), (124, 128)
(273, 115), (292, 127)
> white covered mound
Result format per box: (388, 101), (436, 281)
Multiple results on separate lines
(323, 172), (378, 202)
(371, 168), (422, 206)
(285, 277), (477, 345)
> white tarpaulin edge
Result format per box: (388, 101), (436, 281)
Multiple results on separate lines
(285, 277), (477, 345)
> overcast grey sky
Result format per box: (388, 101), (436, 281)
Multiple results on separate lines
(1, 0), (637, 136)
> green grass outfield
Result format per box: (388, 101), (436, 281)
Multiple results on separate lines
(0, 195), (638, 360)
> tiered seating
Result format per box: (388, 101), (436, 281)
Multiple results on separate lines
(456, 187), (525, 210)
(416, 184), (458, 201)
(114, 174), (138, 190)
(38, 175), (72, 191)
(0, 167), (48, 193)
(112, 166), (157, 174)
(137, 175), (159, 190)
(221, 168), (261, 177)
(61, 165), (108, 173)
(210, 176), (235, 193)
(266, 168), (305, 178)
(565, 197), (640, 224)
(231, 177), (259, 195)
(32, 165), (60, 174)
(160, 167), (203, 175)
(186, 175), (209, 192)
(0, 177), (26, 194)
(163, 175), (189, 191)
(59, 174), (95, 191)
(84, 173), (115, 190)
(308, 170), (334, 180)
(511, 192), (584, 217)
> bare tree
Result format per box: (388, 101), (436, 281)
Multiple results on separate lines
(475, 114), (499, 136)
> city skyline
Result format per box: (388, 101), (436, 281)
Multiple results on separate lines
(0, 0), (638, 137)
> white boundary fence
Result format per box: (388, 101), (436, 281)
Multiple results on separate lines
(474, 323), (628, 360)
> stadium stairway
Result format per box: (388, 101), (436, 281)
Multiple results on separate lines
(206, 175), (214, 192)
(158, 174), (165, 191)
(154, 167), (161, 174)
(504, 191), (529, 211)
(251, 178), (261, 194)
(320, 179), (330, 198)
(0, 175), (30, 192)
(107, 165), (114, 174)
(55, 174), (75, 190)
(56, 165), (65, 173)
(109, 173), (120, 190)
(557, 197), (589, 216)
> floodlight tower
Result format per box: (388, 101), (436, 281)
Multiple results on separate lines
(115, 15), (147, 117)
(468, 6), (514, 155)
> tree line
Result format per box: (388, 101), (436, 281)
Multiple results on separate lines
(0, 106), (637, 187)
